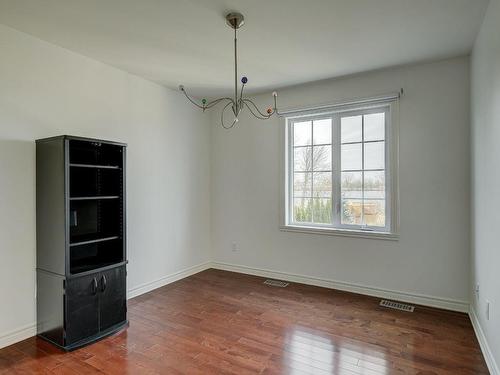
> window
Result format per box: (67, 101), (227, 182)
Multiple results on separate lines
(283, 102), (398, 238)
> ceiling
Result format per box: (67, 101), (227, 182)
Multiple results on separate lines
(0, 0), (489, 98)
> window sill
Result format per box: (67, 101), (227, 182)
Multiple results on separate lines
(280, 225), (399, 241)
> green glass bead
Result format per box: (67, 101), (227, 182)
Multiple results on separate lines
(202, 99), (207, 105)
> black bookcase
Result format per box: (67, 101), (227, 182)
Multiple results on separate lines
(36, 135), (128, 350)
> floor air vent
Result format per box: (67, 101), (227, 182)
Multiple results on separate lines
(263, 279), (289, 288)
(380, 300), (415, 312)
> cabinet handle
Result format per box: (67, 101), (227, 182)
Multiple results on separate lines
(91, 278), (98, 295)
(101, 275), (107, 292)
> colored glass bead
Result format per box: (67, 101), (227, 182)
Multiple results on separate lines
(202, 99), (207, 105)
(267, 108), (272, 114)
(241, 76), (248, 84)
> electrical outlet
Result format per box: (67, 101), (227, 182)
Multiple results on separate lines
(486, 300), (490, 320)
(231, 242), (238, 252)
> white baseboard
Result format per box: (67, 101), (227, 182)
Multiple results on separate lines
(0, 323), (36, 350)
(211, 261), (470, 313)
(127, 261), (212, 299)
(470, 306), (499, 375)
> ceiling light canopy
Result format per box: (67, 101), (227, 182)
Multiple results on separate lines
(179, 12), (281, 129)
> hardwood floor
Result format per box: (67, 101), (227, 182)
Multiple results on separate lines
(0, 269), (488, 374)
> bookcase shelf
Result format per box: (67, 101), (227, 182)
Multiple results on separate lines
(70, 163), (121, 169)
(70, 196), (120, 201)
(70, 235), (120, 247)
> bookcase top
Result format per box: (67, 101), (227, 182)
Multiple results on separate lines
(36, 135), (127, 147)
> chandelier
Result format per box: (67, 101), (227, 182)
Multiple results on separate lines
(179, 12), (281, 129)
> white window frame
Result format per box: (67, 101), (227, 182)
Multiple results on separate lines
(280, 98), (399, 240)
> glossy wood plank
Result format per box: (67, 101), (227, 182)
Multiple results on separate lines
(0, 269), (489, 374)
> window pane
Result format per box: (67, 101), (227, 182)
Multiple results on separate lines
(294, 198), (312, 222)
(341, 172), (362, 199)
(363, 200), (385, 227)
(313, 198), (332, 224)
(341, 115), (362, 143)
(364, 171), (385, 199)
(293, 173), (312, 197)
(364, 142), (385, 170)
(294, 121), (312, 146)
(342, 199), (362, 225)
(313, 145), (332, 171)
(313, 119), (332, 145)
(313, 172), (332, 198)
(294, 146), (312, 171)
(364, 113), (385, 141)
(289, 108), (391, 232)
(341, 143), (362, 170)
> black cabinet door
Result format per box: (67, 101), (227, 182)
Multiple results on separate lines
(99, 266), (126, 331)
(65, 273), (99, 345)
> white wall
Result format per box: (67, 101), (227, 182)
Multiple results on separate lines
(471, 0), (500, 371)
(211, 57), (471, 310)
(0, 24), (211, 346)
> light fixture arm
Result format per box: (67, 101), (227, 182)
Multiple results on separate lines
(233, 28), (238, 116)
(179, 12), (281, 129)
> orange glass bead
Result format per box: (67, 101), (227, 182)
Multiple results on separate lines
(267, 108), (272, 114)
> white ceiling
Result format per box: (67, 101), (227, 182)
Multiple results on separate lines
(0, 0), (489, 98)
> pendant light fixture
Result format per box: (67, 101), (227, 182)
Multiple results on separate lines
(179, 12), (281, 129)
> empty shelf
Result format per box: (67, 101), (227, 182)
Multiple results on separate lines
(70, 235), (120, 247)
(70, 196), (120, 201)
(70, 163), (121, 169)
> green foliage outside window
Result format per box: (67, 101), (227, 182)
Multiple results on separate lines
(294, 198), (332, 224)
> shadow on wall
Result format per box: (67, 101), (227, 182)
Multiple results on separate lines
(0, 139), (36, 238)
(0, 139), (37, 335)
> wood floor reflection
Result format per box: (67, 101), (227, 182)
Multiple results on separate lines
(0, 269), (489, 374)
